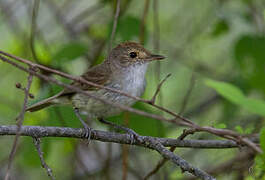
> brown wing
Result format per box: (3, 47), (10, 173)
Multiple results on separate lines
(60, 60), (111, 96)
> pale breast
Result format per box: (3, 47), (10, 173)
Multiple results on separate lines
(72, 63), (148, 118)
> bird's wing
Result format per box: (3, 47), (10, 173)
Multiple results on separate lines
(26, 61), (111, 112)
(60, 61), (111, 96)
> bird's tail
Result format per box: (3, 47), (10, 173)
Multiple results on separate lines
(26, 92), (64, 112)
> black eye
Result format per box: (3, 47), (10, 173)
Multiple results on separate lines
(129, 52), (137, 58)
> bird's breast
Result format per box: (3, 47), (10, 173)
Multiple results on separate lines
(114, 63), (148, 97)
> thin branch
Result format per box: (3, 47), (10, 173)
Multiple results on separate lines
(149, 73), (171, 104)
(179, 73), (196, 115)
(33, 138), (55, 180)
(109, 0), (121, 52)
(5, 72), (33, 180)
(30, 0), (40, 63)
(144, 73), (196, 179)
(139, 0), (150, 44)
(153, 0), (162, 107)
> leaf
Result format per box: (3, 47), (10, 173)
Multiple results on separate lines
(205, 79), (265, 117)
(53, 42), (88, 63)
(211, 19), (229, 37)
(235, 125), (244, 134)
(215, 123), (227, 129)
(116, 16), (148, 42)
(234, 35), (265, 93)
(205, 79), (245, 104)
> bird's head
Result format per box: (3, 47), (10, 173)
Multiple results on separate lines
(107, 42), (165, 67)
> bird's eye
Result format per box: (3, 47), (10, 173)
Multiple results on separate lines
(129, 52), (137, 58)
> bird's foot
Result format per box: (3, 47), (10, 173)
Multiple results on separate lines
(98, 118), (143, 144)
(74, 108), (92, 144)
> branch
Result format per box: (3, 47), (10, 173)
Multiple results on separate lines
(0, 125), (258, 149)
(5, 72), (33, 180)
(108, 0), (121, 52)
(3, 125), (257, 180)
(33, 138), (55, 180)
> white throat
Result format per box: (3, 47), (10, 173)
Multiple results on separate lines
(117, 63), (148, 96)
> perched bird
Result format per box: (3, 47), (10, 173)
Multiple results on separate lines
(26, 42), (165, 138)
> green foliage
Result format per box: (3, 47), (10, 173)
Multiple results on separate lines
(116, 16), (142, 41)
(234, 35), (265, 94)
(211, 19), (229, 37)
(215, 123), (227, 129)
(205, 79), (265, 117)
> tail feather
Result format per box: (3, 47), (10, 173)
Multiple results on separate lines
(26, 92), (64, 112)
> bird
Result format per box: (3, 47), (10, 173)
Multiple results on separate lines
(26, 42), (165, 140)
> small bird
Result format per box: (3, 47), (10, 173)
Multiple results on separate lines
(26, 42), (165, 138)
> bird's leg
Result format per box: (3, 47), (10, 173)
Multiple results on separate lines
(98, 118), (143, 144)
(74, 108), (92, 142)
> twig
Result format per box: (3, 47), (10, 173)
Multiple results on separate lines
(139, 137), (216, 180)
(179, 73), (196, 115)
(33, 138), (55, 180)
(30, 0), (40, 63)
(149, 73), (171, 104)
(144, 73), (196, 179)
(139, 0), (150, 44)
(153, 0), (162, 107)
(108, 0), (121, 52)
(5, 72), (33, 180)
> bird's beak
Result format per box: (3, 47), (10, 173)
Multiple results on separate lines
(147, 54), (166, 61)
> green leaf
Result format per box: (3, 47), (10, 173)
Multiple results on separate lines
(205, 79), (245, 104)
(211, 19), (229, 37)
(116, 16), (148, 42)
(234, 35), (265, 93)
(205, 79), (265, 117)
(53, 42), (88, 63)
(215, 123), (227, 129)
(235, 125), (244, 134)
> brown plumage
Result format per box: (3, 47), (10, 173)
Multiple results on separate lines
(26, 42), (165, 117)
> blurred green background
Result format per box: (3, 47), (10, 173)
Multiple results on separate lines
(0, 0), (265, 179)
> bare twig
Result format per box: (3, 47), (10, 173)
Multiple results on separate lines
(109, 0), (121, 52)
(33, 138), (55, 180)
(149, 73), (171, 104)
(139, 0), (150, 44)
(5, 72), (33, 180)
(30, 0), (40, 63)
(179, 73), (196, 115)
(144, 73), (196, 179)
(153, 0), (162, 107)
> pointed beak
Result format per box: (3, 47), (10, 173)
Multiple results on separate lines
(147, 54), (166, 61)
